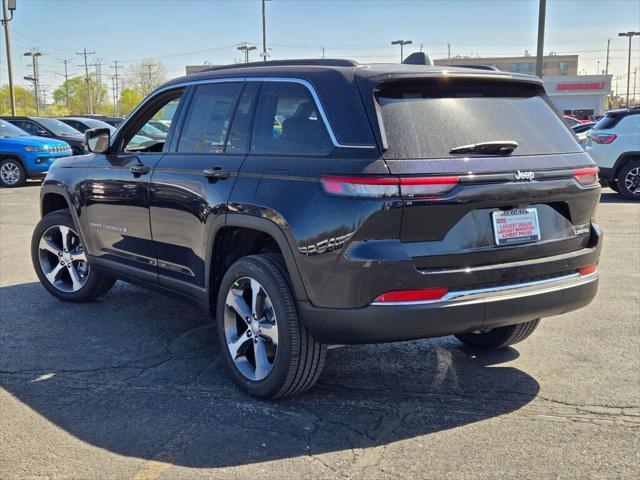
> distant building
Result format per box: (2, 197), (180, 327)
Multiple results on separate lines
(434, 54), (578, 76)
(185, 65), (216, 75)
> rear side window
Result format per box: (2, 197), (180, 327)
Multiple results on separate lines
(376, 79), (581, 159)
(177, 83), (242, 153)
(251, 82), (333, 156)
(594, 112), (638, 131)
(226, 82), (259, 154)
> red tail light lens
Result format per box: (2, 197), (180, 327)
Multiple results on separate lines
(578, 264), (597, 276)
(320, 176), (459, 198)
(591, 134), (617, 144)
(574, 167), (599, 186)
(374, 287), (449, 303)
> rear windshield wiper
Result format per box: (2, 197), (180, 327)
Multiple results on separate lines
(449, 141), (518, 155)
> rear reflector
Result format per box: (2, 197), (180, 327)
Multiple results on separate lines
(591, 134), (617, 144)
(320, 175), (459, 198)
(574, 167), (599, 186)
(374, 287), (449, 303)
(578, 264), (597, 276)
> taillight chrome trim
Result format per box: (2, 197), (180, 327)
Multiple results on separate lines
(371, 270), (598, 306)
(319, 175), (460, 198)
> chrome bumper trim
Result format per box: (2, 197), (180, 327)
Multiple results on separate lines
(371, 271), (598, 306)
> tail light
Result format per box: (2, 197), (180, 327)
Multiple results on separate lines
(574, 167), (599, 186)
(578, 263), (597, 276)
(320, 176), (459, 198)
(373, 287), (449, 303)
(591, 134), (617, 144)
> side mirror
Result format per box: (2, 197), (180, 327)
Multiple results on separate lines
(85, 128), (111, 154)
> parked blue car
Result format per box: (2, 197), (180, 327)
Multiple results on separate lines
(0, 119), (72, 187)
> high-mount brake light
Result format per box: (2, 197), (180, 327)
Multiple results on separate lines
(320, 176), (460, 198)
(573, 167), (599, 186)
(373, 287), (449, 303)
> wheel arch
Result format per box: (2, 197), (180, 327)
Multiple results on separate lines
(613, 152), (640, 178)
(0, 152), (26, 170)
(209, 214), (309, 307)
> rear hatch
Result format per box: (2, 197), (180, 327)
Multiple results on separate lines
(356, 72), (600, 271)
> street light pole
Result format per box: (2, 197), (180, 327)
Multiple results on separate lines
(391, 40), (412, 63)
(1, 0), (17, 115)
(261, 0), (268, 61)
(618, 31), (640, 106)
(535, 0), (547, 77)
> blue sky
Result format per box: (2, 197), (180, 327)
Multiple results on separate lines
(3, 0), (639, 101)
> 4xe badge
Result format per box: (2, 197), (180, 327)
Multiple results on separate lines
(515, 170), (535, 181)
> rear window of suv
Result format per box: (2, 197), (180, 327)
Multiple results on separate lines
(375, 78), (581, 159)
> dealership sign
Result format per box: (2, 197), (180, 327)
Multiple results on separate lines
(556, 82), (606, 91)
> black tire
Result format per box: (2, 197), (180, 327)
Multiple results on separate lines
(455, 319), (540, 349)
(0, 158), (27, 187)
(607, 181), (619, 193)
(31, 210), (116, 302)
(216, 254), (326, 399)
(616, 160), (640, 200)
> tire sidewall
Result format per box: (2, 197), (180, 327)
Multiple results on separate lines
(216, 256), (294, 398)
(0, 159), (27, 188)
(616, 161), (640, 200)
(31, 210), (101, 302)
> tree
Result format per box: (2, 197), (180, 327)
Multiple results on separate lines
(126, 59), (166, 97)
(51, 75), (109, 115)
(0, 85), (37, 115)
(119, 87), (143, 116)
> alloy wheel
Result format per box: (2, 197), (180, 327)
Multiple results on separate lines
(223, 277), (278, 381)
(37, 225), (90, 293)
(0, 162), (21, 186)
(624, 167), (640, 195)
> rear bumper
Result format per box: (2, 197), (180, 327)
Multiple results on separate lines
(299, 271), (599, 344)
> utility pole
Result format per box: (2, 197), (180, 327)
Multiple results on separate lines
(141, 62), (156, 95)
(634, 67), (638, 106)
(391, 39), (412, 62)
(321, 47), (325, 59)
(76, 48), (95, 114)
(447, 42), (451, 64)
(597, 60), (600, 74)
(618, 31), (640, 106)
(110, 60), (121, 116)
(56, 58), (72, 107)
(23, 49), (42, 115)
(261, 0), (269, 61)
(535, 0), (547, 77)
(605, 38), (610, 75)
(237, 42), (257, 63)
(1, 0), (17, 115)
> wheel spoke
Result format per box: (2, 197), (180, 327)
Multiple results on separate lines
(72, 250), (87, 262)
(227, 291), (252, 321)
(253, 338), (271, 379)
(259, 321), (278, 346)
(67, 265), (83, 291)
(45, 263), (64, 284)
(59, 226), (70, 251)
(228, 330), (251, 359)
(40, 238), (62, 256)
(251, 278), (264, 317)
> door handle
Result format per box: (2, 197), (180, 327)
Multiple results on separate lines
(130, 165), (150, 175)
(203, 167), (231, 180)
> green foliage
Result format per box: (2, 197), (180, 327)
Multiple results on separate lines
(0, 85), (38, 115)
(119, 87), (143, 116)
(51, 75), (109, 115)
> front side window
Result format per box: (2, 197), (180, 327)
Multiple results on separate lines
(123, 91), (183, 152)
(14, 121), (41, 136)
(251, 82), (333, 156)
(177, 82), (242, 153)
(0, 119), (28, 138)
(36, 118), (80, 136)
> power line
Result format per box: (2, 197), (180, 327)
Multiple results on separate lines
(110, 60), (122, 116)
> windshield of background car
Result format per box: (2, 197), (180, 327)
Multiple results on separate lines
(36, 118), (81, 136)
(82, 118), (116, 133)
(375, 78), (582, 159)
(0, 120), (28, 138)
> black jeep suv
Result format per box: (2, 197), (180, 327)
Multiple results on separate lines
(31, 60), (602, 398)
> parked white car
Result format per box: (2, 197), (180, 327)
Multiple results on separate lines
(586, 107), (640, 199)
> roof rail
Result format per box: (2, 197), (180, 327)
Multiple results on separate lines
(200, 59), (359, 73)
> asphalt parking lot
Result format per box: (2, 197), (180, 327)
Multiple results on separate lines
(0, 183), (638, 479)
